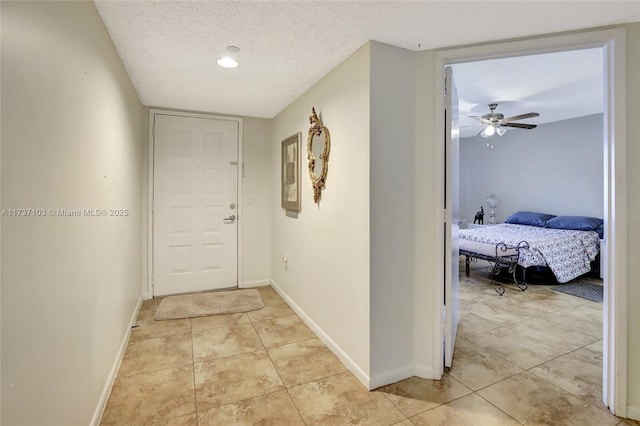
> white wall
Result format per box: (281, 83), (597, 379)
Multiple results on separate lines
(624, 22), (640, 419)
(271, 44), (372, 381)
(1, 2), (144, 424)
(412, 50), (438, 378)
(369, 42), (416, 385)
(460, 114), (604, 223)
(241, 117), (272, 285)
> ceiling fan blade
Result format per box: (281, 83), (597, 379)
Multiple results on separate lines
(469, 116), (493, 125)
(502, 122), (537, 129)
(502, 112), (540, 122)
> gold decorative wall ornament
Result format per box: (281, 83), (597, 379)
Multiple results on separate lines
(307, 107), (330, 203)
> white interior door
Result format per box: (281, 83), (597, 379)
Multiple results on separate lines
(444, 66), (460, 368)
(153, 114), (239, 297)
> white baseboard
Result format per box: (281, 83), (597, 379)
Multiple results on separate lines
(370, 363), (439, 389)
(270, 280), (372, 389)
(626, 405), (640, 421)
(90, 296), (143, 426)
(240, 279), (272, 288)
(369, 365), (415, 390)
(414, 363), (439, 380)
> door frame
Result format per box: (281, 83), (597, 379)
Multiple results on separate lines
(433, 28), (627, 416)
(146, 109), (244, 299)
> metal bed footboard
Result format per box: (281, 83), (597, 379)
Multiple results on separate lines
(461, 240), (530, 295)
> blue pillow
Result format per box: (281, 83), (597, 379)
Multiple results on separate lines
(546, 216), (604, 232)
(504, 211), (556, 227)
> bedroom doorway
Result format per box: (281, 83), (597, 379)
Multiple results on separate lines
(435, 29), (627, 417)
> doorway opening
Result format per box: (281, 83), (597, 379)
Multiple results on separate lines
(435, 28), (627, 417)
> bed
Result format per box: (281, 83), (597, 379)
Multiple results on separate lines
(459, 212), (602, 295)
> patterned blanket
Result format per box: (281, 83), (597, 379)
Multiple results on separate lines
(459, 223), (600, 283)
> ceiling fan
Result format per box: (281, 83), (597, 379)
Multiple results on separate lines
(470, 103), (540, 138)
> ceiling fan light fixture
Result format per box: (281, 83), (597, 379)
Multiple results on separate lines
(482, 124), (496, 137)
(470, 103), (539, 139)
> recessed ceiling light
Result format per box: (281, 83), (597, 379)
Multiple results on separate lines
(226, 46), (240, 53)
(217, 57), (239, 68)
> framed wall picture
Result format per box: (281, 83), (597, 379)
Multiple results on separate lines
(281, 132), (301, 212)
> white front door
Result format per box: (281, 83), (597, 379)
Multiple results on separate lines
(153, 114), (239, 296)
(444, 66), (460, 368)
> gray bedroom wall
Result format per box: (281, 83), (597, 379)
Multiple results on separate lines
(459, 113), (604, 223)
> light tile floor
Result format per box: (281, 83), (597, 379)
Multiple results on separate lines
(101, 270), (638, 425)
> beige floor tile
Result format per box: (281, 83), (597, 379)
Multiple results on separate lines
(194, 350), (284, 411)
(130, 317), (191, 342)
(587, 339), (603, 354)
(267, 338), (347, 387)
(192, 323), (263, 362)
(190, 312), (251, 332)
(376, 374), (472, 418)
(118, 333), (192, 378)
(392, 421), (413, 426)
(197, 390), (304, 425)
(530, 343), (604, 408)
(409, 393), (521, 426)
(566, 298), (604, 318)
(509, 317), (598, 353)
(548, 290), (602, 312)
(253, 314), (315, 348)
(449, 337), (523, 391)
(619, 418), (640, 426)
(478, 371), (619, 426)
(543, 308), (603, 338)
(101, 366), (195, 425)
(247, 300), (295, 322)
(465, 327), (563, 370)
(463, 301), (529, 325)
(499, 295), (565, 318)
(253, 285), (285, 305)
(458, 279), (500, 302)
(457, 311), (503, 339)
(503, 289), (579, 314)
(151, 413), (198, 426)
(137, 298), (165, 321)
(504, 282), (558, 293)
(289, 372), (406, 425)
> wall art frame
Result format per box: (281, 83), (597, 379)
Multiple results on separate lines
(281, 132), (301, 212)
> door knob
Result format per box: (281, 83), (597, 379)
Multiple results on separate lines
(223, 214), (236, 223)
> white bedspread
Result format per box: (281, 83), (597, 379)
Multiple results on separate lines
(459, 223), (600, 283)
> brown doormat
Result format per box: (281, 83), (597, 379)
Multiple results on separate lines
(154, 289), (264, 320)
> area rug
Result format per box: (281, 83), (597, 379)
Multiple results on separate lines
(552, 282), (603, 302)
(154, 289), (263, 320)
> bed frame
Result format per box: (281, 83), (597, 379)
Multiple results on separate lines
(461, 240), (531, 295)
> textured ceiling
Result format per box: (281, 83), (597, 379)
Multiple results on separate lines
(94, 1), (640, 119)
